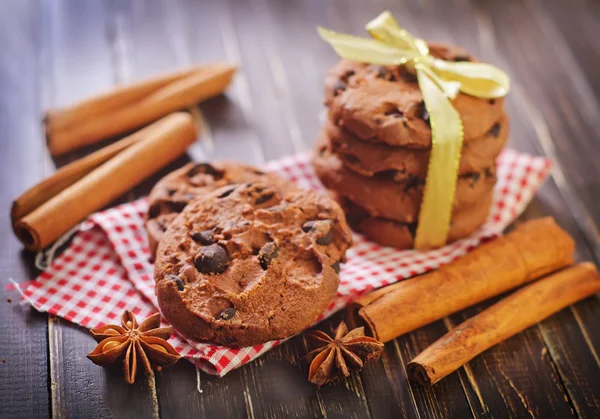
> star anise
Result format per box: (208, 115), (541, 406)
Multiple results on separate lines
(306, 321), (384, 385)
(87, 311), (180, 384)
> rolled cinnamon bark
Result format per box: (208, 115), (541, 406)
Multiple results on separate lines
(45, 67), (199, 134)
(46, 63), (235, 156)
(349, 218), (575, 342)
(407, 262), (600, 386)
(11, 126), (151, 224)
(14, 112), (197, 251)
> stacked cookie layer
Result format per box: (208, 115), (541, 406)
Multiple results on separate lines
(313, 44), (508, 249)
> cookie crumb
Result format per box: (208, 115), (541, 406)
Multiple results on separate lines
(6, 297), (11, 303)
(2, 359), (6, 363)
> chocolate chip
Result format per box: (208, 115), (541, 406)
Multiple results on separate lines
(217, 307), (236, 320)
(302, 220), (316, 233)
(304, 219), (334, 245)
(375, 65), (396, 81)
(488, 123), (501, 138)
(316, 229), (332, 245)
(374, 117), (382, 125)
(454, 55), (471, 62)
(332, 261), (340, 274)
(167, 188), (176, 196)
(192, 229), (214, 245)
(187, 163), (221, 178)
(167, 274), (185, 291)
(343, 69), (355, 80)
(469, 172), (481, 187)
(485, 167), (494, 178)
(258, 242), (279, 270)
(344, 154), (361, 165)
(194, 244), (229, 274)
(157, 219), (168, 232)
(489, 99), (496, 105)
(253, 169), (265, 175)
(223, 336), (237, 344)
(404, 176), (423, 193)
(399, 69), (418, 83)
(333, 80), (346, 96)
(218, 186), (237, 198)
(417, 101), (430, 123)
(255, 191), (275, 205)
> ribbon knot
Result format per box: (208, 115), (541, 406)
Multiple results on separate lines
(318, 11), (510, 249)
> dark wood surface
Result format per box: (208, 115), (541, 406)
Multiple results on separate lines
(1, 0), (599, 418)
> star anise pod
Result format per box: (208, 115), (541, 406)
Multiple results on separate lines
(306, 321), (384, 386)
(87, 311), (180, 384)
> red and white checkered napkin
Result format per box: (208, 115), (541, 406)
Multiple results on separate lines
(21, 148), (551, 376)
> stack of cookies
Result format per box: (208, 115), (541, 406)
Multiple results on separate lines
(146, 161), (353, 347)
(313, 44), (508, 249)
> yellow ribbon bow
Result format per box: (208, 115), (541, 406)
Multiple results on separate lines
(318, 11), (510, 249)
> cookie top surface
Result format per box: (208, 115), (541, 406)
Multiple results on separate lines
(326, 114), (508, 180)
(146, 161), (282, 257)
(148, 161), (278, 219)
(154, 182), (353, 347)
(325, 43), (505, 147)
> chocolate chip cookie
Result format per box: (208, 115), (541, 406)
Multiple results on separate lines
(326, 115), (508, 181)
(154, 182), (353, 347)
(325, 43), (505, 147)
(336, 192), (493, 249)
(313, 137), (496, 223)
(146, 161), (282, 257)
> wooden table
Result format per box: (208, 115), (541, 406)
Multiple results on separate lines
(1, 0), (599, 418)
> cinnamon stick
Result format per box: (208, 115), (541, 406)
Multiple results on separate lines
(11, 126), (152, 224)
(349, 218), (575, 342)
(45, 67), (199, 134)
(14, 112), (197, 251)
(407, 262), (600, 386)
(46, 63), (235, 156)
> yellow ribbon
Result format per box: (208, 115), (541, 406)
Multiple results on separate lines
(318, 11), (510, 249)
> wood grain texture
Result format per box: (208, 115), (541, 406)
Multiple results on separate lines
(1, 0), (600, 418)
(41, 1), (160, 418)
(467, 2), (600, 417)
(0, 1), (50, 418)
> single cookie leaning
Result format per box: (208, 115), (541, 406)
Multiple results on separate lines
(313, 137), (496, 223)
(146, 161), (280, 257)
(325, 43), (504, 147)
(326, 115), (509, 181)
(154, 182), (353, 347)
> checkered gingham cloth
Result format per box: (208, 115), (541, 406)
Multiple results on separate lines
(20, 148), (551, 376)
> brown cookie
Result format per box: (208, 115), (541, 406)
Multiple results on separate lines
(336, 192), (493, 249)
(146, 161), (281, 257)
(313, 138), (496, 223)
(154, 182), (353, 347)
(325, 43), (505, 147)
(326, 115), (508, 181)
